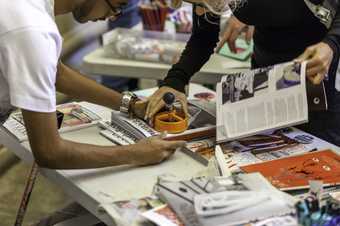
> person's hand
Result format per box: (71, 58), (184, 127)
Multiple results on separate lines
(132, 100), (147, 119)
(144, 86), (188, 121)
(216, 16), (254, 53)
(129, 133), (186, 166)
(295, 42), (334, 85)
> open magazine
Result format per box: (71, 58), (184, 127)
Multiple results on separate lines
(3, 102), (109, 141)
(216, 61), (326, 143)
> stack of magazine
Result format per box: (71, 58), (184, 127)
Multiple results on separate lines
(99, 100), (216, 146)
(154, 173), (296, 226)
(3, 102), (109, 142)
(3, 100), (216, 146)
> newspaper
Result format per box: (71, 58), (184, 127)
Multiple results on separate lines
(217, 61), (308, 142)
(3, 102), (109, 141)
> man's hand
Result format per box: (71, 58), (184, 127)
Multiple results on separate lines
(216, 16), (254, 53)
(144, 86), (188, 121)
(295, 42), (334, 85)
(129, 134), (186, 166)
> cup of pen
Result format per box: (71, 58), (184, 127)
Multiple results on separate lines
(139, 0), (169, 31)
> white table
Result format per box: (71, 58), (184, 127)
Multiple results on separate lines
(0, 126), (211, 226)
(2, 84), (339, 226)
(0, 84), (216, 226)
(82, 47), (250, 85)
(2, 126), (339, 226)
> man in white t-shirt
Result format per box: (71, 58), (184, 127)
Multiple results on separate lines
(0, 0), (186, 170)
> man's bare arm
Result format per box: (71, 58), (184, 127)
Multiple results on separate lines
(56, 62), (122, 110)
(22, 110), (184, 169)
(22, 110), (134, 169)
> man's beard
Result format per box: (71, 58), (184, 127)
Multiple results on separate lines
(72, 0), (97, 23)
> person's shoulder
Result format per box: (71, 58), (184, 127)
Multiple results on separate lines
(0, 28), (63, 67)
(0, 0), (58, 37)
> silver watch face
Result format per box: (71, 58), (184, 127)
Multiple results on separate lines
(120, 92), (137, 115)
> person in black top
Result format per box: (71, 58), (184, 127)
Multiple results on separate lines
(144, 0), (340, 146)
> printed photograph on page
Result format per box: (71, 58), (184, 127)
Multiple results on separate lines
(222, 67), (271, 104)
(275, 62), (302, 90)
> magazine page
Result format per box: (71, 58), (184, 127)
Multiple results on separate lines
(3, 102), (104, 141)
(98, 112), (158, 146)
(219, 61), (308, 141)
(111, 112), (156, 139)
(57, 102), (102, 132)
(3, 114), (28, 141)
(98, 196), (166, 226)
(181, 138), (215, 165)
(141, 205), (185, 226)
(240, 149), (340, 191)
(216, 82), (227, 142)
(78, 101), (112, 121)
(217, 130), (311, 171)
(215, 128), (338, 175)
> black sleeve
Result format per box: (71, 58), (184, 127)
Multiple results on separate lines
(323, 5), (340, 79)
(160, 6), (220, 93)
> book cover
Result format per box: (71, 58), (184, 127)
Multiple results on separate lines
(241, 150), (340, 190)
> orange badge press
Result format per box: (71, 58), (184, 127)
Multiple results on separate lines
(154, 92), (188, 134)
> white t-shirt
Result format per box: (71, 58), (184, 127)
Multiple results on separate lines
(0, 0), (62, 124)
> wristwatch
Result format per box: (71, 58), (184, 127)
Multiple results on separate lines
(120, 91), (138, 116)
